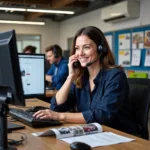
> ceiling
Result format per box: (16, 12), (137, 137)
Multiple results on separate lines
(0, 0), (125, 22)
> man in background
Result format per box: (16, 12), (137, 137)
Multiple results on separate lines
(23, 45), (36, 54)
(45, 44), (68, 90)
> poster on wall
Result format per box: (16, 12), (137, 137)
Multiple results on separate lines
(105, 35), (113, 51)
(132, 32), (144, 49)
(144, 49), (150, 66)
(131, 49), (141, 66)
(119, 33), (131, 50)
(118, 50), (130, 67)
(144, 30), (150, 48)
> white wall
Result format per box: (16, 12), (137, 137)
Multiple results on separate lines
(0, 14), (60, 53)
(59, 0), (149, 49)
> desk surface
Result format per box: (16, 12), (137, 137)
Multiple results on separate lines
(46, 90), (57, 97)
(8, 99), (150, 150)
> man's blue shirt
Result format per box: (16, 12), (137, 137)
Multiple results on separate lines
(46, 57), (68, 90)
(50, 68), (138, 134)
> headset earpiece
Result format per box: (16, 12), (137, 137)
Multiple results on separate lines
(53, 46), (59, 58)
(53, 45), (62, 58)
(97, 45), (103, 54)
(97, 44), (107, 54)
(91, 26), (108, 54)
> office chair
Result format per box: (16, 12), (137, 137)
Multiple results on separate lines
(127, 78), (150, 140)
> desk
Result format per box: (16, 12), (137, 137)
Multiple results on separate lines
(8, 99), (150, 150)
(46, 90), (57, 97)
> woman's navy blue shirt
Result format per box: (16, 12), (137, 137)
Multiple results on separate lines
(50, 68), (137, 134)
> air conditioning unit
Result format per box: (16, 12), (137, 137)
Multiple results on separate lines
(101, 0), (140, 23)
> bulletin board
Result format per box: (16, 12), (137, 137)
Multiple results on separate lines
(104, 32), (114, 52)
(106, 25), (150, 71)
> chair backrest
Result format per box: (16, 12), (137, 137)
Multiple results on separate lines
(127, 78), (150, 139)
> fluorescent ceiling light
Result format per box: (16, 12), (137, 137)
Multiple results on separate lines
(0, 7), (74, 15)
(0, 7), (26, 11)
(27, 9), (74, 14)
(0, 20), (45, 25)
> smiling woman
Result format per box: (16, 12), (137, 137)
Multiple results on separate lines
(33, 26), (140, 137)
(74, 35), (99, 68)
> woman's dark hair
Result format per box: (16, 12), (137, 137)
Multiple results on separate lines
(23, 45), (36, 54)
(70, 26), (122, 88)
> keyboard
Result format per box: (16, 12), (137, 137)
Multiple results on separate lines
(9, 108), (62, 128)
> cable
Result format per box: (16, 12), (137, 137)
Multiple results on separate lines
(8, 132), (27, 146)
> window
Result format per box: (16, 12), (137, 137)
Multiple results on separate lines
(16, 35), (41, 53)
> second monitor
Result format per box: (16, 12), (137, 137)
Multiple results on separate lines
(18, 54), (45, 98)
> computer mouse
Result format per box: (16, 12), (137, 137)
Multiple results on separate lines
(26, 106), (49, 112)
(70, 142), (91, 150)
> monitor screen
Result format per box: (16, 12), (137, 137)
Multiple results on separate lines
(0, 30), (25, 106)
(18, 54), (45, 98)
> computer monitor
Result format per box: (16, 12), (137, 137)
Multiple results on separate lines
(0, 30), (25, 150)
(0, 30), (24, 106)
(18, 54), (45, 98)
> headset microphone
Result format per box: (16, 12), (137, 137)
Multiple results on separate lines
(86, 57), (99, 67)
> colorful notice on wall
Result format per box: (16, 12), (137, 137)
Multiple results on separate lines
(131, 49), (141, 66)
(105, 35), (113, 51)
(119, 33), (131, 50)
(119, 50), (130, 67)
(132, 32), (144, 49)
(144, 30), (150, 48)
(144, 49), (150, 66)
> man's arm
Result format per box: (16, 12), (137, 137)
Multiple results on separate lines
(45, 75), (52, 82)
(46, 64), (55, 83)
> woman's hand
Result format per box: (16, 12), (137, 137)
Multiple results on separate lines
(68, 54), (79, 79)
(33, 109), (59, 120)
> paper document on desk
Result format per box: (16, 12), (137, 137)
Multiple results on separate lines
(61, 132), (135, 148)
(31, 123), (135, 147)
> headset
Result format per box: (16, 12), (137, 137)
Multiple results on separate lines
(83, 26), (108, 67)
(91, 26), (108, 55)
(53, 45), (62, 58)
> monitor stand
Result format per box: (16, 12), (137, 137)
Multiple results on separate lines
(0, 86), (17, 150)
